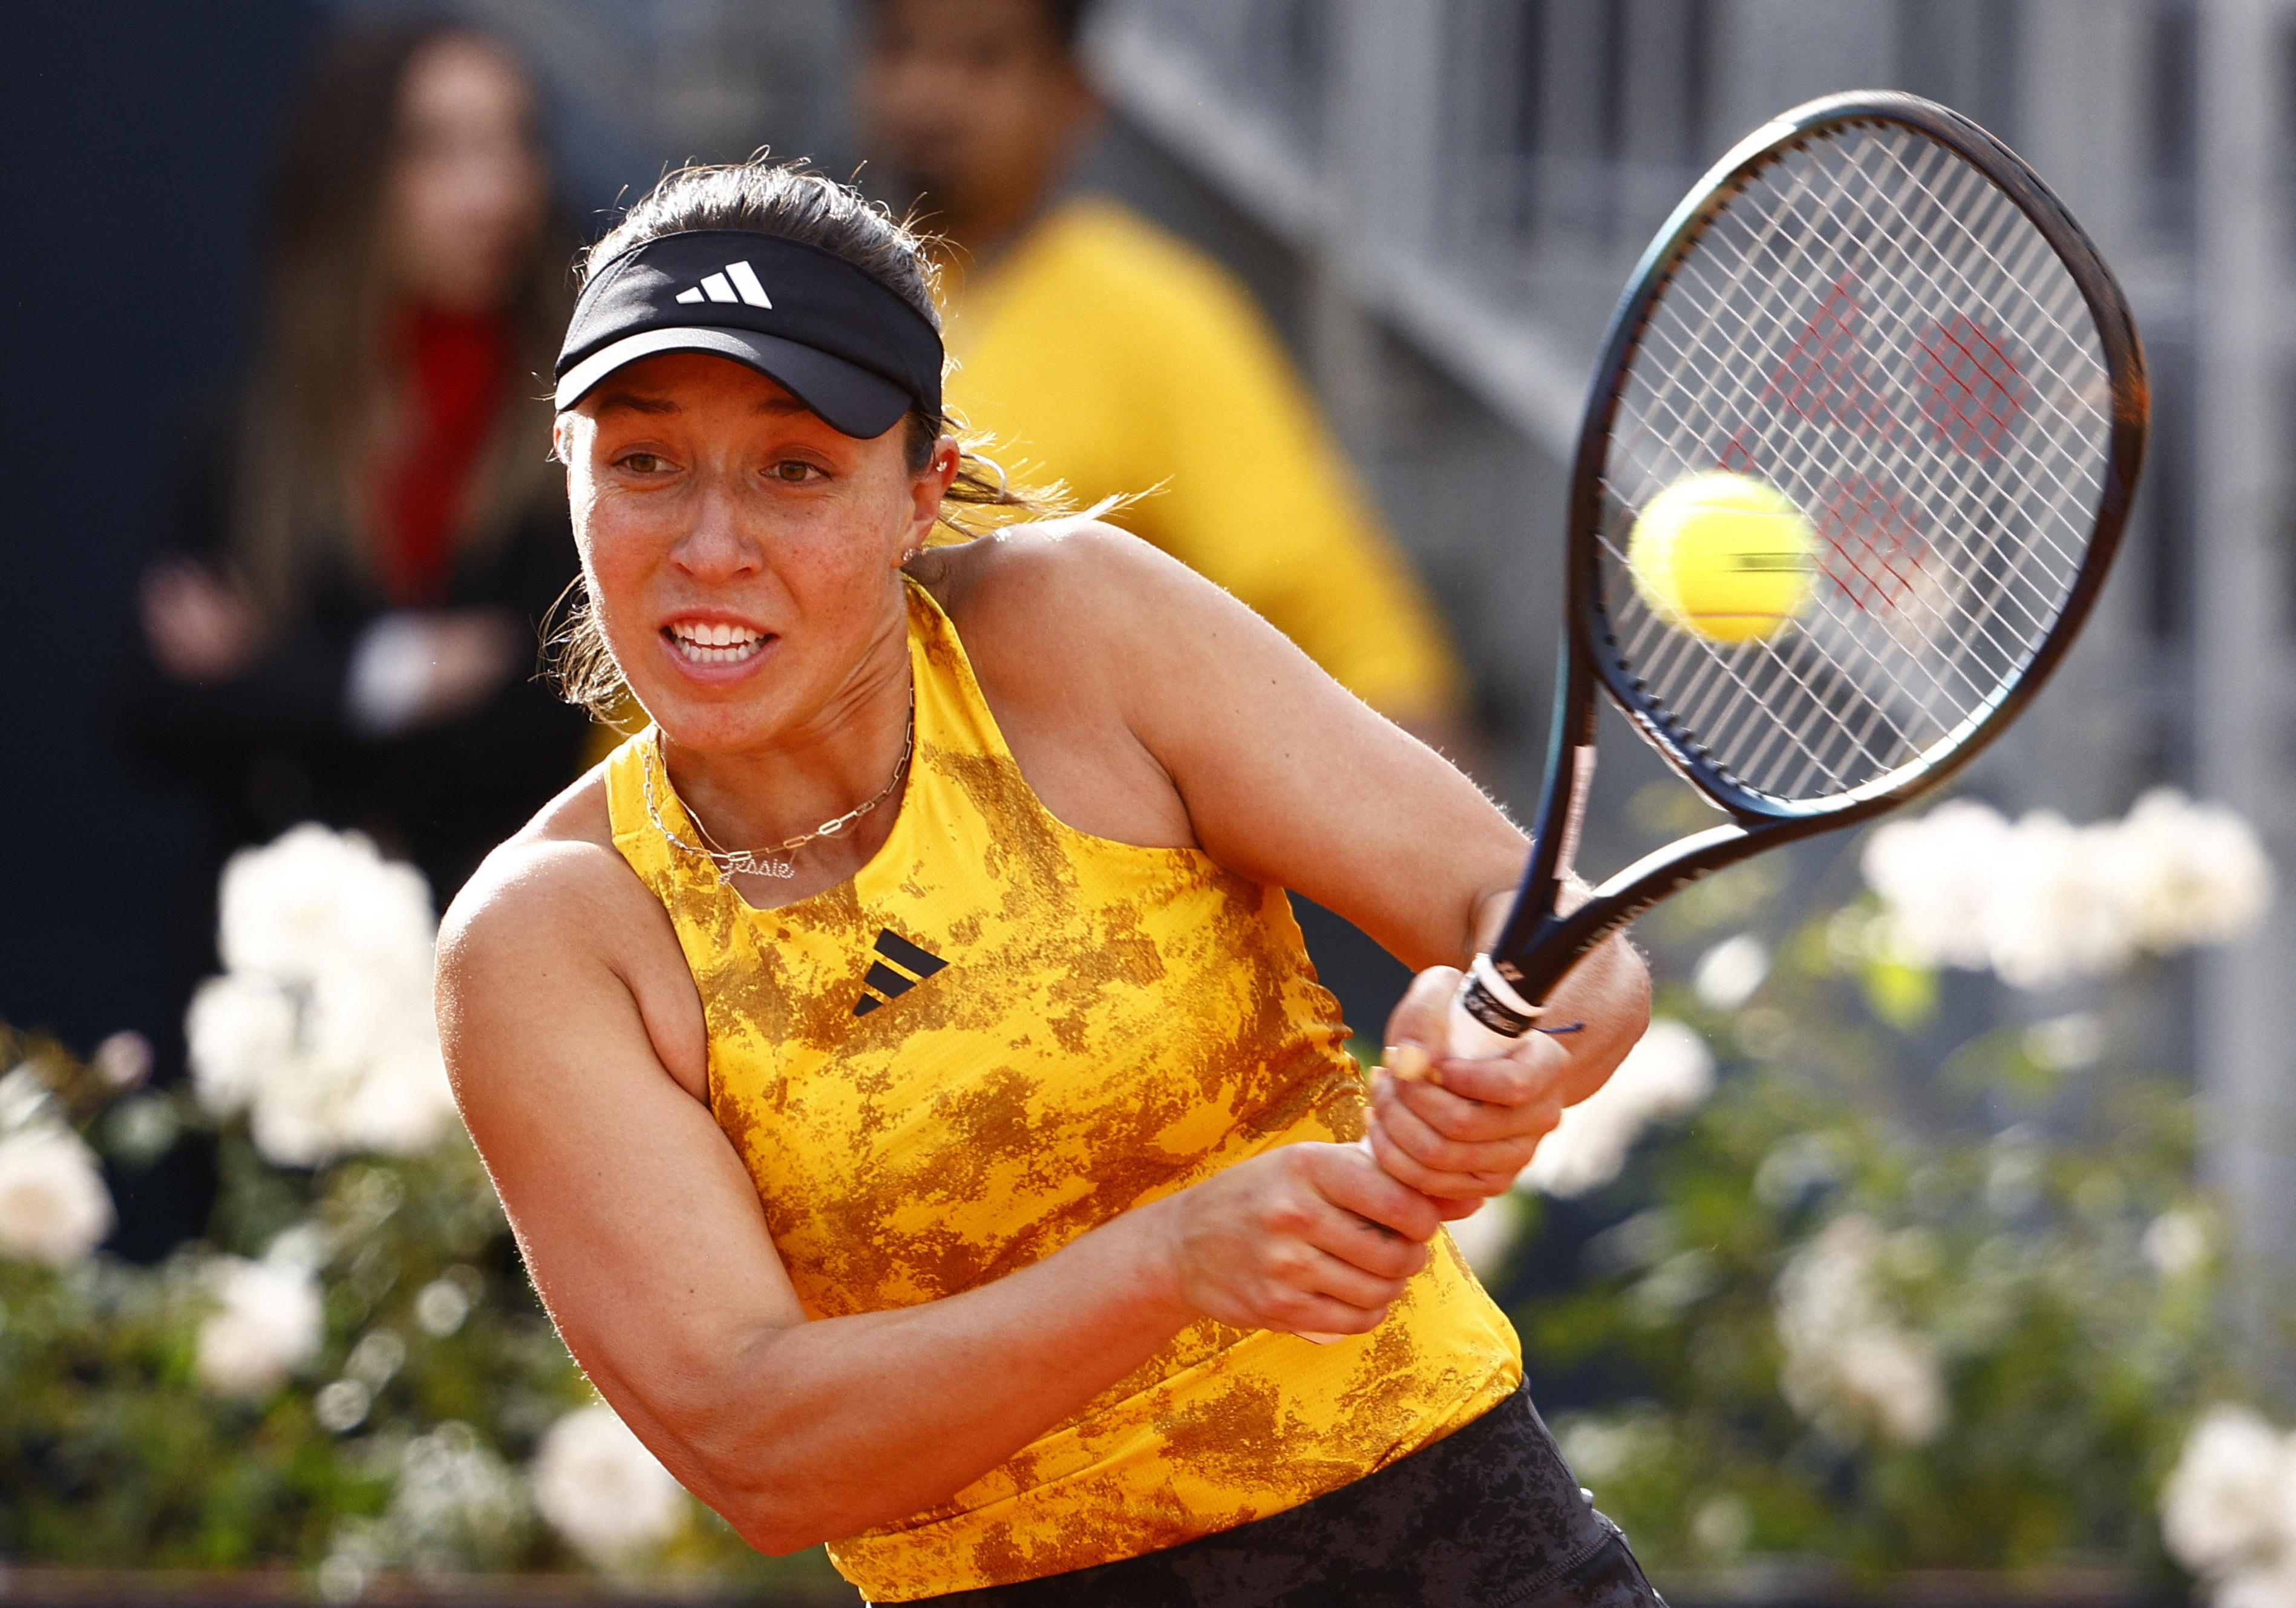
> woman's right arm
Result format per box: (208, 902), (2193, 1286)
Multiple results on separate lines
(438, 832), (1441, 1554)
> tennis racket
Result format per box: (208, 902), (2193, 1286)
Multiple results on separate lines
(1437, 90), (2148, 1059)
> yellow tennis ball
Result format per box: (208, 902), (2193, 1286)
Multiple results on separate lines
(1626, 472), (1816, 643)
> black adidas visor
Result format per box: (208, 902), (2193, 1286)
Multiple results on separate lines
(553, 229), (943, 439)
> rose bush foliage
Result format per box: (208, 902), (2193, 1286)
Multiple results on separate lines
(0, 828), (845, 1597)
(0, 799), (2280, 1597)
(1460, 786), (2274, 1589)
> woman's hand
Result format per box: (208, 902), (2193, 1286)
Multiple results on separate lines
(140, 559), (261, 683)
(1366, 941), (1650, 1220)
(347, 607), (522, 734)
(413, 607), (521, 722)
(1153, 1142), (1443, 1336)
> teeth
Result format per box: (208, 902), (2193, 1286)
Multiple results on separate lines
(667, 622), (766, 666)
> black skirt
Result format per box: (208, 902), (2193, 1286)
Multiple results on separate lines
(895, 1385), (1666, 1607)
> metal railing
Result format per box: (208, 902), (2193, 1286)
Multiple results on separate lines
(1088, 0), (2194, 460)
(1097, 0), (2296, 1339)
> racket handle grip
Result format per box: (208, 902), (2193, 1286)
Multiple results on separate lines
(1454, 953), (1540, 1048)
(1385, 958), (1537, 1093)
(1293, 959), (1536, 1345)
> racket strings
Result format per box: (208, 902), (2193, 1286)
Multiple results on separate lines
(1597, 121), (2113, 803)
(1628, 141), (2101, 563)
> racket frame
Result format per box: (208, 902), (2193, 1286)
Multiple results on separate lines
(1470, 91), (2150, 1027)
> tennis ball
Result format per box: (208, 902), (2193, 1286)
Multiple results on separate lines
(1626, 472), (1816, 642)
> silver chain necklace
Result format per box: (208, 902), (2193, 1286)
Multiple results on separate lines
(641, 687), (915, 884)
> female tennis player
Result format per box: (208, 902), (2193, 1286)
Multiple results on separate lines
(439, 159), (1657, 1607)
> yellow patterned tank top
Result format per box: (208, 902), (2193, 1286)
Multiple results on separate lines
(605, 581), (1521, 1602)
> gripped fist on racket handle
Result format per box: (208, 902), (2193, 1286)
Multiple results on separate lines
(1364, 961), (1572, 1223)
(1287, 963), (1580, 1345)
(1156, 1140), (1442, 1339)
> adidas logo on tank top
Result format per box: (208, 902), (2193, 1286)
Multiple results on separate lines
(852, 928), (947, 1016)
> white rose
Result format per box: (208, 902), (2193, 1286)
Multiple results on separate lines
(1868, 793), (2277, 989)
(195, 1253), (325, 1396)
(192, 825), (455, 1168)
(2118, 788), (2275, 953)
(267, 1221), (333, 1273)
(1777, 1215), (1888, 1361)
(301, 957), (432, 1079)
(1984, 811), (2133, 989)
(2160, 1405), (2296, 1575)
(322, 1422), (532, 1580)
(531, 1404), (686, 1564)
(336, 1034), (460, 1159)
(1691, 933), (1770, 1011)
(1832, 1326), (1946, 1445)
(244, 1062), (353, 1171)
(1862, 799), (2013, 969)
(186, 973), (301, 1124)
(0, 1125), (114, 1266)
(2218, 1558), (2296, 1608)
(1525, 1019), (1714, 1198)
(1775, 1215), (1949, 1445)
(2143, 1210), (2209, 1280)
(271, 972), (454, 1164)
(393, 1422), (531, 1566)
(238, 972), (376, 1168)
(0, 1064), (61, 1134)
(217, 824), (434, 987)
(1689, 1492), (1753, 1558)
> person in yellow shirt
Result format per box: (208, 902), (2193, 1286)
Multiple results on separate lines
(855, 0), (1471, 747)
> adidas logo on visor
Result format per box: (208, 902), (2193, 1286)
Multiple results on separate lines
(674, 260), (773, 309)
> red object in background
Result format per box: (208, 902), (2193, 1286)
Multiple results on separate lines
(375, 305), (511, 606)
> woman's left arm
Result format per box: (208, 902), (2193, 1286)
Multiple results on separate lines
(954, 526), (1649, 1207)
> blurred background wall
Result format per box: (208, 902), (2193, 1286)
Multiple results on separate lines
(4, 0), (2289, 1301)
(3, 2), (329, 1100)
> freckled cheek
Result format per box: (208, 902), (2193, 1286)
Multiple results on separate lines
(765, 519), (899, 609)
(589, 583), (661, 675)
(580, 517), (647, 596)
(577, 512), (676, 659)
(773, 534), (865, 592)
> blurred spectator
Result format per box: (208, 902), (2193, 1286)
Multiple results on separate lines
(125, 17), (588, 906)
(856, 0), (1474, 753)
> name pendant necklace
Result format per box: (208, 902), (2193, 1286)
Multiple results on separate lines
(642, 687), (915, 884)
